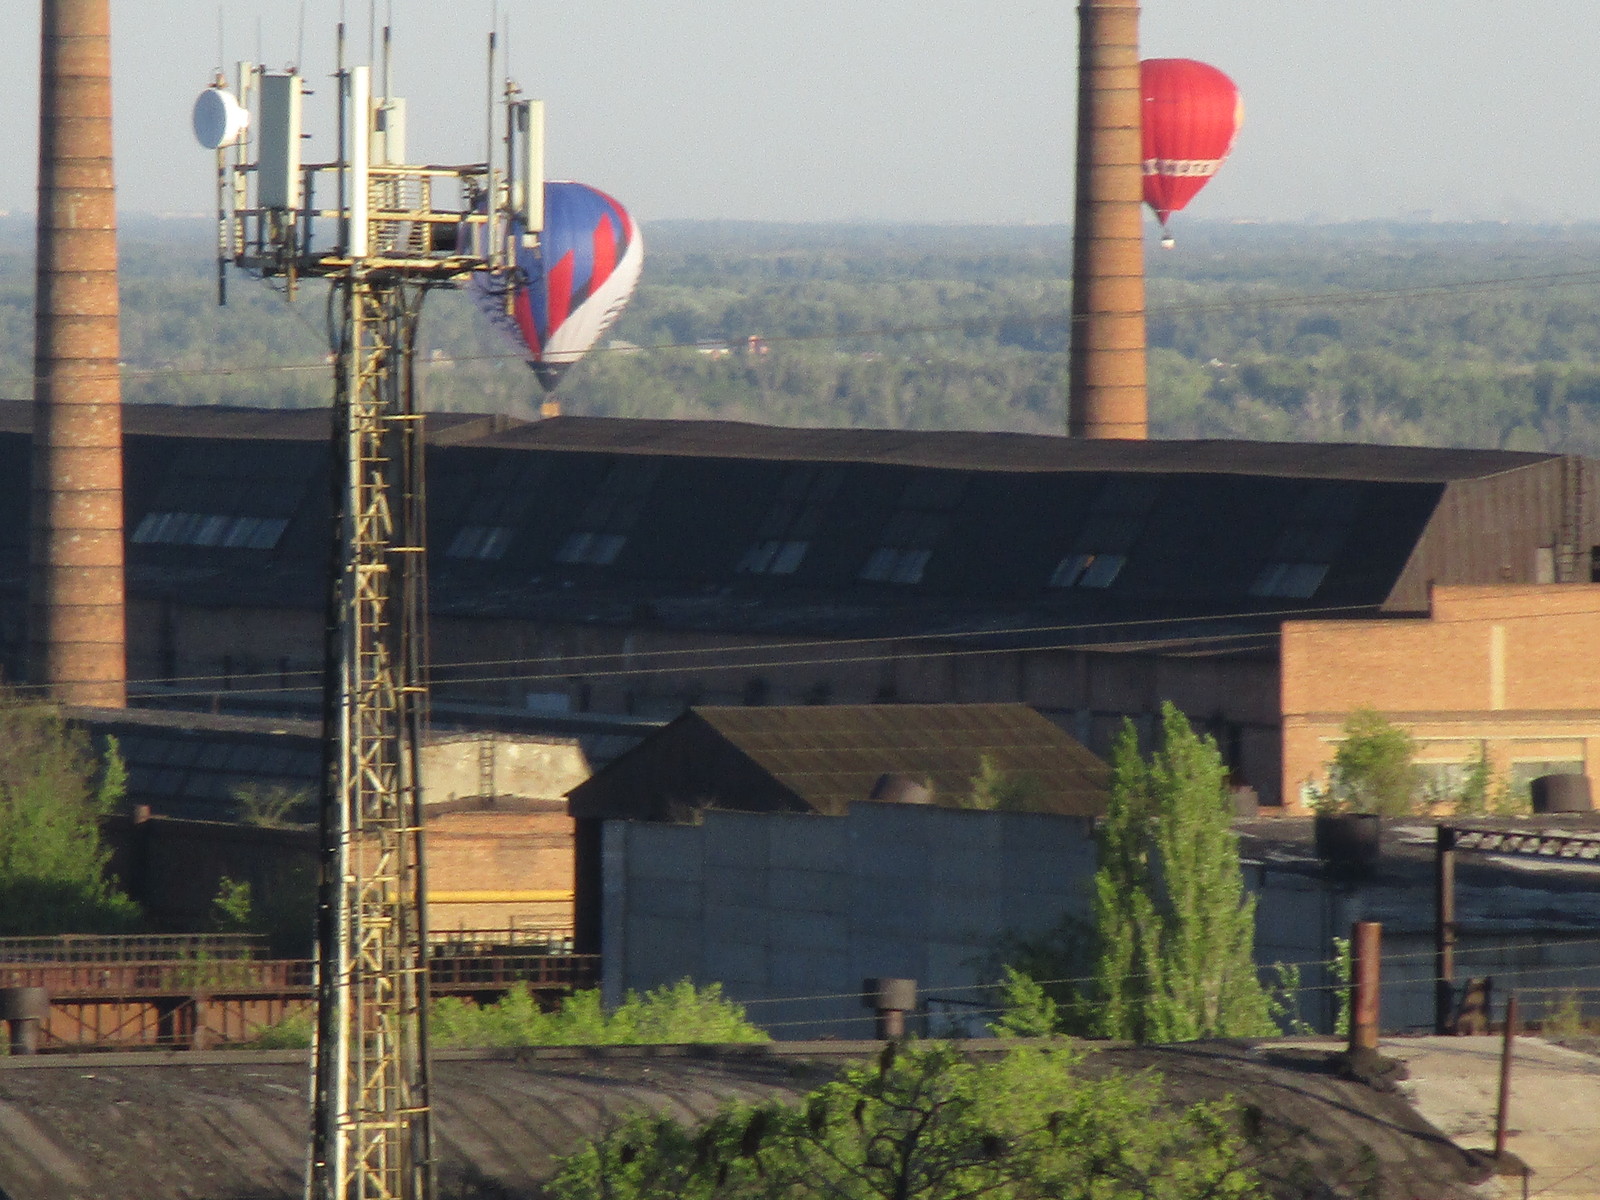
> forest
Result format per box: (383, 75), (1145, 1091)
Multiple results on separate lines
(5, 214), (1600, 452)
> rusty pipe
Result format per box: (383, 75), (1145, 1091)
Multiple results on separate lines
(1495, 992), (1518, 1159)
(30, 0), (127, 707)
(1349, 921), (1382, 1052)
(1067, 0), (1147, 440)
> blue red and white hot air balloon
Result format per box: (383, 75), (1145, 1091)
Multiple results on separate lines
(470, 181), (644, 390)
(1140, 58), (1242, 247)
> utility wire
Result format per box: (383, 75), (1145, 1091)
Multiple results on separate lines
(86, 594), (1600, 698)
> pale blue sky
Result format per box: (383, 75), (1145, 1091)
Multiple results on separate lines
(0, 1), (1594, 225)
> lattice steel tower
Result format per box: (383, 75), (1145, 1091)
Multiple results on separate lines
(196, 26), (543, 1200)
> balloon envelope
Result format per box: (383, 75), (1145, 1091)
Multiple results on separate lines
(470, 181), (644, 391)
(1140, 58), (1242, 228)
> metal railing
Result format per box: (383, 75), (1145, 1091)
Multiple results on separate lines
(0, 933), (269, 964)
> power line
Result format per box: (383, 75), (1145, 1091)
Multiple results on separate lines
(93, 593), (1600, 699)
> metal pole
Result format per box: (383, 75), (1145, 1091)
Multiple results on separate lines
(1495, 992), (1518, 1159)
(307, 271), (433, 1200)
(1436, 825), (1456, 1034)
(1349, 921), (1381, 1052)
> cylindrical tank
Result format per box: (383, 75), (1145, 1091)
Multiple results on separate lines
(868, 773), (933, 806)
(1531, 774), (1592, 814)
(1314, 812), (1382, 875)
(1067, 0), (1148, 440)
(30, 0), (127, 707)
(0, 986), (50, 1055)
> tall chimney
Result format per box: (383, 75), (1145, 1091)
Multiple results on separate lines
(1067, 0), (1148, 440)
(30, 0), (127, 707)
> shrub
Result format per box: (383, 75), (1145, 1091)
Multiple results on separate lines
(549, 1040), (1262, 1200)
(1318, 709), (1420, 817)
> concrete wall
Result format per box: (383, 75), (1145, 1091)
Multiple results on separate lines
(602, 802), (1097, 1038)
(422, 734), (589, 807)
(1281, 584), (1600, 811)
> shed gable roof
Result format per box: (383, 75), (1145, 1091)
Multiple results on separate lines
(571, 702), (1110, 820)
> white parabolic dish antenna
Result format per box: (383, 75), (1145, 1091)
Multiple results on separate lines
(193, 86), (249, 150)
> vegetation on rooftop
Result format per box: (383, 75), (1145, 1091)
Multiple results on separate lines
(251, 979), (769, 1049)
(1312, 708), (1422, 818)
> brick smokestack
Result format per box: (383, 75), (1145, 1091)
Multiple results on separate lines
(1067, 0), (1148, 440)
(30, 0), (127, 706)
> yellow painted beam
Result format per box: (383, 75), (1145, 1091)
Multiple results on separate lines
(426, 890), (573, 904)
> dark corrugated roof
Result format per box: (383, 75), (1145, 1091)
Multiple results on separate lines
(0, 1047), (826, 1200)
(488, 415), (1557, 483)
(0, 399), (531, 444)
(0, 402), (1569, 662)
(692, 703), (1106, 816)
(0, 1042), (1503, 1200)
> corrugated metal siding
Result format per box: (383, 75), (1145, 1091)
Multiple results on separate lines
(1387, 459), (1595, 611)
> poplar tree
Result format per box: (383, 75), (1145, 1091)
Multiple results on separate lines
(1091, 703), (1274, 1042)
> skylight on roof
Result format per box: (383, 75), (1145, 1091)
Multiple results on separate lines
(447, 524), (513, 561)
(1044, 478), (1159, 590)
(553, 457), (662, 569)
(857, 470), (968, 586)
(738, 467), (842, 578)
(1049, 552), (1125, 589)
(738, 539), (809, 576)
(132, 512), (288, 550)
(556, 531), (627, 566)
(1249, 562), (1329, 599)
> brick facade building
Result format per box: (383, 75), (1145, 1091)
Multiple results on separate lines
(1282, 583), (1600, 809)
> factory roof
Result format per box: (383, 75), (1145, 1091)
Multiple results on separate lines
(0, 401), (1585, 656)
(568, 702), (1109, 821)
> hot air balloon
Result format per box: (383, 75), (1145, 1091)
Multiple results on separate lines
(1140, 58), (1242, 248)
(470, 181), (644, 391)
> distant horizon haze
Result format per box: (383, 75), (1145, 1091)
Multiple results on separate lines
(1, 2), (1595, 227)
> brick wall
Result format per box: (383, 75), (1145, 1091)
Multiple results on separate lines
(1281, 583), (1600, 809)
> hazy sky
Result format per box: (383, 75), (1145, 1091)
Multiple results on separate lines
(1, 1), (1596, 225)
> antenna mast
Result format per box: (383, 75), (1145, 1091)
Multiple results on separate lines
(194, 16), (542, 1200)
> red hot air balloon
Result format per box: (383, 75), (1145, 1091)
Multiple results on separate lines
(1140, 58), (1242, 247)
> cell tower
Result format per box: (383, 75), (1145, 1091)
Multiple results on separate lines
(194, 23), (543, 1200)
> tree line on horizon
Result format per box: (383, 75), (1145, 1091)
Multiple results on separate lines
(2, 217), (1600, 452)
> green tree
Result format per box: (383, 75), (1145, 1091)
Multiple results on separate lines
(549, 1041), (1260, 1200)
(1091, 704), (1274, 1042)
(1320, 708), (1420, 817)
(962, 755), (1040, 811)
(0, 702), (140, 934)
(210, 876), (255, 933)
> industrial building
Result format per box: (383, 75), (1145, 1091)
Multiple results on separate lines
(73, 706), (587, 937)
(0, 399), (1593, 811)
